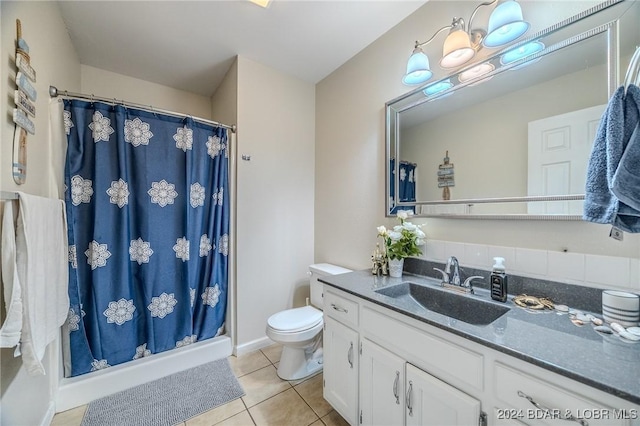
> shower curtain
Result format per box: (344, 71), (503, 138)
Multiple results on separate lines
(389, 159), (416, 214)
(62, 100), (229, 377)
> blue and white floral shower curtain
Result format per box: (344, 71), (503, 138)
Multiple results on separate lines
(389, 159), (416, 214)
(62, 100), (229, 377)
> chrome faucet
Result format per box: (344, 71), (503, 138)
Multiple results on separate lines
(433, 256), (484, 294)
(445, 256), (461, 286)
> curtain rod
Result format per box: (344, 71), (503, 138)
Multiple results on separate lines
(49, 86), (236, 133)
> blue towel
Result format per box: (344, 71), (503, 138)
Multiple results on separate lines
(583, 85), (640, 232)
(612, 84), (640, 212)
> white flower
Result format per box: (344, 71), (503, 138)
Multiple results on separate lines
(89, 111), (114, 142)
(129, 238), (153, 265)
(218, 234), (229, 256)
(409, 169), (414, 183)
(190, 183), (205, 208)
(403, 222), (417, 232)
(173, 237), (189, 261)
(199, 234), (212, 257)
(91, 359), (110, 371)
(107, 179), (130, 208)
(174, 125), (193, 151)
(133, 343), (151, 360)
(85, 240), (111, 270)
(397, 211), (409, 220)
(202, 284), (221, 308)
(148, 180), (178, 207)
(400, 167), (407, 181)
(176, 335), (197, 348)
(68, 245), (77, 269)
(124, 117), (153, 146)
(67, 308), (81, 331)
(377, 226), (387, 236)
(206, 135), (225, 158)
(70, 175), (93, 205)
(388, 231), (402, 241)
(190, 288), (196, 307)
(147, 292), (177, 319)
(63, 110), (74, 135)
(212, 188), (224, 206)
(103, 298), (136, 325)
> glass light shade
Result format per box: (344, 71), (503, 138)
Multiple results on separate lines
(500, 41), (544, 69)
(403, 47), (433, 85)
(483, 0), (530, 48)
(440, 30), (475, 69)
(423, 79), (453, 96)
(458, 63), (495, 85)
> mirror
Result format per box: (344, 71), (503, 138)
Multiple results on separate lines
(386, 0), (640, 219)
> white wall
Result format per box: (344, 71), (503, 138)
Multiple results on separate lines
(80, 65), (212, 118)
(1, 2), (80, 425)
(315, 0), (639, 271)
(233, 56), (315, 352)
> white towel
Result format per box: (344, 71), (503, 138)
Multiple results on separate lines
(14, 192), (69, 375)
(1, 201), (23, 348)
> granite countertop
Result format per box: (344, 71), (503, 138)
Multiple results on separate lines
(320, 269), (640, 405)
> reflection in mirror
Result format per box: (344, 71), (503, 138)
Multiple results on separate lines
(386, 0), (640, 219)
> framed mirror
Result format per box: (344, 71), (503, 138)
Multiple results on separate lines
(386, 0), (640, 219)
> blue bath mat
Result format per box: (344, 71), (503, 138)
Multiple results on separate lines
(81, 358), (244, 426)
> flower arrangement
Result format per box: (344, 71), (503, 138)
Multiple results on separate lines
(377, 211), (425, 260)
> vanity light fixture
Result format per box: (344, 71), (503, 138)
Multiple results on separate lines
(483, 0), (530, 48)
(249, 0), (271, 8)
(402, 0), (529, 86)
(458, 62), (495, 85)
(500, 40), (545, 69)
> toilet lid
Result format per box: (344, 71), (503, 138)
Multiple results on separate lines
(267, 306), (323, 332)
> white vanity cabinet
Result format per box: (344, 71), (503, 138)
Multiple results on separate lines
(359, 338), (405, 425)
(323, 290), (360, 425)
(406, 363), (482, 426)
(322, 285), (639, 426)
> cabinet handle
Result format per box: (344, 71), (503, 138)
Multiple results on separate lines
(406, 380), (413, 416)
(331, 303), (348, 313)
(393, 371), (400, 404)
(347, 342), (353, 368)
(517, 391), (588, 426)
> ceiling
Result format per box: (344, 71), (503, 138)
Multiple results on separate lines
(57, 0), (427, 97)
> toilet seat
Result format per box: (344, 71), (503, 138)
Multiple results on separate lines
(267, 306), (323, 333)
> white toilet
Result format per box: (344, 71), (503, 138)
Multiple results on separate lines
(266, 263), (351, 380)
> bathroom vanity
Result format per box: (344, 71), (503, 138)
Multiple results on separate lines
(320, 270), (640, 426)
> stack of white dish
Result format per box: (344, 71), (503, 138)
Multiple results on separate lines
(602, 290), (640, 327)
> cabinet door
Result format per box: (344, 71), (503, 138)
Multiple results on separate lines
(406, 363), (481, 426)
(324, 316), (359, 425)
(360, 338), (405, 426)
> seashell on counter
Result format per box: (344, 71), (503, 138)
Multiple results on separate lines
(611, 322), (626, 333)
(594, 325), (613, 334)
(619, 330), (640, 341)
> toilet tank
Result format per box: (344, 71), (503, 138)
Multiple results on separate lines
(309, 263), (352, 309)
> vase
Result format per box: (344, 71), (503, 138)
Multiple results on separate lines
(388, 258), (404, 278)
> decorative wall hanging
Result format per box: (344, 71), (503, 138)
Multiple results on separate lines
(12, 19), (37, 184)
(437, 150), (455, 200)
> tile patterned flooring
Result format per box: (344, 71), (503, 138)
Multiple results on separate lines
(51, 344), (348, 426)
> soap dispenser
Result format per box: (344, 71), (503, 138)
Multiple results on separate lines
(491, 257), (508, 302)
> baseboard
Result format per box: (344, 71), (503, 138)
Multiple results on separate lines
(56, 335), (232, 412)
(41, 402), (56, 426)
(234, 336), (273, 356)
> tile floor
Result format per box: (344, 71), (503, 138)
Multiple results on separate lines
(51, 344), (348, 426)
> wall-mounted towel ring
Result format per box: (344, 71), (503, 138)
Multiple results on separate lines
(623, 46), (640, 91)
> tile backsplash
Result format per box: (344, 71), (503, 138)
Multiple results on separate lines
(424, 240), (640, 291)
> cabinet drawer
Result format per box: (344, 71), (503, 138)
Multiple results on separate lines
(494, 362), (629, 426)
(362, 306), (483, 392)
(324, 289), (359, 329)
